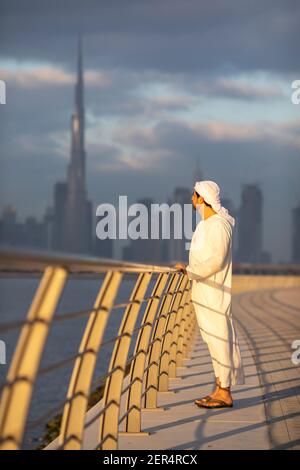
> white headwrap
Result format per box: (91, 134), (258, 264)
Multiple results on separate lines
(194, 180), (235, 227)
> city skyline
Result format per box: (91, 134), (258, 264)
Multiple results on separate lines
(0, 1), (299, 262)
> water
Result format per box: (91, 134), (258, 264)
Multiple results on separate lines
(0, 274), (157, 448)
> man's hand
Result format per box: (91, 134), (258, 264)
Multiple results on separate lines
(174, 262), (187, 273)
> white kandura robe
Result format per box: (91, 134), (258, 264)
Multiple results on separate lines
(186, 214), (245, 387)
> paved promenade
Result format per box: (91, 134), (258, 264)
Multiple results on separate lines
(117, 287), (300, 450)
(47, 286), (300, 450)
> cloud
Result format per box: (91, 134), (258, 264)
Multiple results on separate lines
(0, 65), (74, 87)
(191, 78), (285, 101)
(113, 118), (300, 152)
(1, 0), (299, 75)
(0, 63), (111, 88)
(0, 0), (300, 75)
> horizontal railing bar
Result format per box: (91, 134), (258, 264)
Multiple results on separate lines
(58, 289), (183, 326)
(54, 307), (106, 322)
(89, 322), (171, 391)
(0, 288), (179, 334)
(141, 382), (158, 397)
(1, 320), (171, 396)
(143, 359), (159, 375)
(118, 402), (139, 424)
(84, 354), (136, 432)
(1, 247), (299, 275)
(0, 319), (27, 333)
(0, 247), (178, 274)
(38, 349), (96, 377)
(93, 309), (179, 365)
(32, 290), (171, 325)
(5, 305), (185, 394)
(110, 292), (168, 310)
(90, 355), (134, 390)
(131, 321), (154, 335)
(28, 355), (136, 433)
(27, 402), (66, 431)
(39, 326), (157, 380)
(120, 375), (141, 398)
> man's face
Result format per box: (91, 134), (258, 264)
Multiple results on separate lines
(191, 190), (204, 210)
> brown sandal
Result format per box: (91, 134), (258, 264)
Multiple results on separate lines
(194, 395), (212, 405)
(196, 397), (233, 409)
(195, 379), (221, 405)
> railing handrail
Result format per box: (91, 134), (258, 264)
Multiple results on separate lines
(1, 246), (300, 275)
(0, 246), (177, 274)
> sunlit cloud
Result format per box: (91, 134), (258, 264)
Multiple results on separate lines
(191, 77), (285, 101)
(113, 118), (300, 151)
(0, 65), (73, 87)
(0, 62), (111, 88)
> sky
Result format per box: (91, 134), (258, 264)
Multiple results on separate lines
(0, 0), (299, 262)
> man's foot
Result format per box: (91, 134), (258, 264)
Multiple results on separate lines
(195, 382), (233, 408)
(194, 395), (212, 405)
(194, 377), (220, 405)
(196, 397), (233, 408)
(195, 393), (233, 407)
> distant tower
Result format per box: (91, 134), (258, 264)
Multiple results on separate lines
(0, 206), (18, 245)
(53, 182), (67, 250)
(63, 37), (92, 253)
(292, 204), (300, 263)
(122, 198), (161, 263)
(222, 197), (238, 261)
(169, 187), (191, 263)
(237, 184), (263, 263)
(193, 157), (203, 184)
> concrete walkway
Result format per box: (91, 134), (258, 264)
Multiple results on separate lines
(47, 286), (299, 450)
(117, 287), (300, 450)
(234, 287), (300, 450)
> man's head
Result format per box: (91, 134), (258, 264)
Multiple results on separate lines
(193, 181), (221, 213)
(191, 180), (235, 227)
(191, 190), (212, 210)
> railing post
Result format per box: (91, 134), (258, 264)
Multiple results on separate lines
(176, 287), (192, 367)
(124, 272), (170, 434)
(169, 277), (190, 377)
(143, 273), (181, 409)
(98, 272), (152, 450)
(182, 301), (196, 357)
(58, 271), (123, 450)
(0, 266), (67, 450)
(158, 275), (188, 391)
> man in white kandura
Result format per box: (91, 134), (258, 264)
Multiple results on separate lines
(175, 180), (245, 408)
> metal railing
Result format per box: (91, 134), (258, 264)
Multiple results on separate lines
(1, 248), (298, 450)
(0, 248), (196, 450)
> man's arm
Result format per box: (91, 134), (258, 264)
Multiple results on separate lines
(186, 221), (230, 281)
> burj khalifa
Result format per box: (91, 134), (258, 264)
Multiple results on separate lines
(63, 37), (92, 253)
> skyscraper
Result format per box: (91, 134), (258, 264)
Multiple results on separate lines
(52, 182), (67, 250)
(122, 198), (161, 263)
(63, 37), (92, 254)
(292, 205), (300, 263)
(169, 187), (191, 263)
(193, 157), (203, 184)
(237, 184), (263, 263)
(222, 197), (238, 261)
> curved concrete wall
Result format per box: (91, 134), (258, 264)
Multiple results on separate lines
(232, 275), (300, 294)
